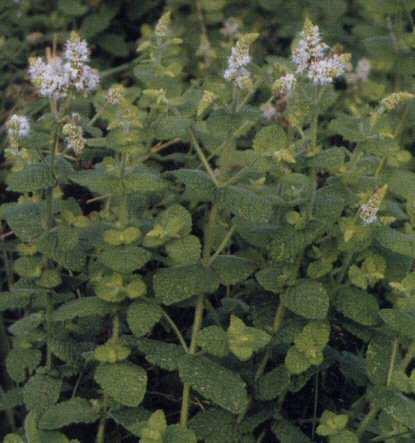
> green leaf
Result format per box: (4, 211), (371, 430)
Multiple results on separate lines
(367, 336), (394, 385)
(329, 431), (358, 443)
(127, 300), (163, 337)
(380, 308), (415, 339)
(7, 163), (54, 192)
(94, 363), (147, 407)
(370, 386), (415, 429)
(81, 4), (118, 38)
(58, 0), (88, 16)
(0, 291), (32, 311)
(39, 398), (99, 430)
(269, 225), (304, 262)
(227, 315), (270, 361)
(211, 256), (256, 286)
(165, 235), (201, 265)
(138, 339), (186, 371)
(376, 226), (415, 258)
(6, 348), (42, 383)
(217, 186), (273, 223)
(178, 354), (248, 414)
(4, 203), (43, 241)
(153, 116), (192, 140)
(172, 169), (216, 203)
(153, 264), (219, 305)
(257, 366), (290, 400)
(23, 374), (62, 415)
(98, 33), (130, 57)
(309, 148), (345, 172)
(285, 347), (311, 375)
(165, 425), (197, 443)
(3, 434), (24, 443)
(99, 246), (152, 273)
(335, 287), (380, 326)
(53, 297), (113, 321)
(189, 408), (237, 443)
(198, 326), (229, 358)
(253, 125), (287, 156)
(313, 186), (345, 226)
(281, 281), (329, 320)
(294, 321), (330, 366)
(385, 169), (415, 201)
(272, 419), (312, 443)
(124, 169), (167, 194)
(141, 409), (167, 443)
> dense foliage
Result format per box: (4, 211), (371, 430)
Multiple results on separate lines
(1, 1), (415, 442)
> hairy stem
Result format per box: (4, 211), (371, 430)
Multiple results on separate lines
(356, 403), (380, 438)
(255, 302), (286, 380)
(180, 204), (217, 427)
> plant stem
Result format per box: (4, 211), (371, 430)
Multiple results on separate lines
(189, 130), (219, 187)
(255, 303), (286, 380)
(96, 418), (106, 443)
(180, 204), (217, 427)
(45, 123), (59, 371)
(179, 294), (204, 428)
(207, 225), (235, 267)
(386, 338), (399, 387)
(400, 342), (415, 371)
(162, 310), (189, 352)
(356, 403), (380, 438)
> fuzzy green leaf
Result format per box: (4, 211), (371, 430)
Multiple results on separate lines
(153, 264), (219, 305)
(137, 339), (186, 371)
(335, 287), (380, 326)
(99, 246), (152, 273)
(53, 297), (113, 321)
(39, 398), (99, 430)
(178, 354), (248, 414)
(281, 281), (329, 320)
(211, 255), (256, 286)
(127, 300), (163, 337)
(7, 163), (54, 192)
(23, 374), (62, 415)
(94, 363), (147, 407)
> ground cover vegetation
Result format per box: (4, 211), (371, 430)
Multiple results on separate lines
(1, 1), (415, 442)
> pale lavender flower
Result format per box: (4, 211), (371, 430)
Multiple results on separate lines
(224, 33), (258, 90)
(292, 19), (349, 86)
(62, 122), (85, 155)
(292, 20), (328, 74)
(64, 34), (90, 64)
(307, 54), (349, 86)
(28, 33), (99, 98)
(6, 114), (30, 139)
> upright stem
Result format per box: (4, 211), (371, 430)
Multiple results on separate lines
(255, 303), (286, 380)
(96, 418), (106, 443)
(386, 338), (399, 387)
(45, 122), (59, 371)
(180, 205), (217, 427)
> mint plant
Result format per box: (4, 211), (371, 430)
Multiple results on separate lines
(1, 5), (415, 443)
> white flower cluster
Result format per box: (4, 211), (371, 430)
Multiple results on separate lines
(273, 73), (297, 96)
(224, 33), (258, 89)
(359, 185), (387, 225)
(292, 19), (349, 86)
(62, 114), (85, 155)
(28, 32), (99, 99)
(6, 114), (30, 140)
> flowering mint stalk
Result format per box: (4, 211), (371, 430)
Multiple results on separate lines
(6, 114), (30, 146)
(224, 33), (258, 90)
(359, 185), (388, 225)
(28, 32), (99, 100)
(292, 18), (350, 86)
